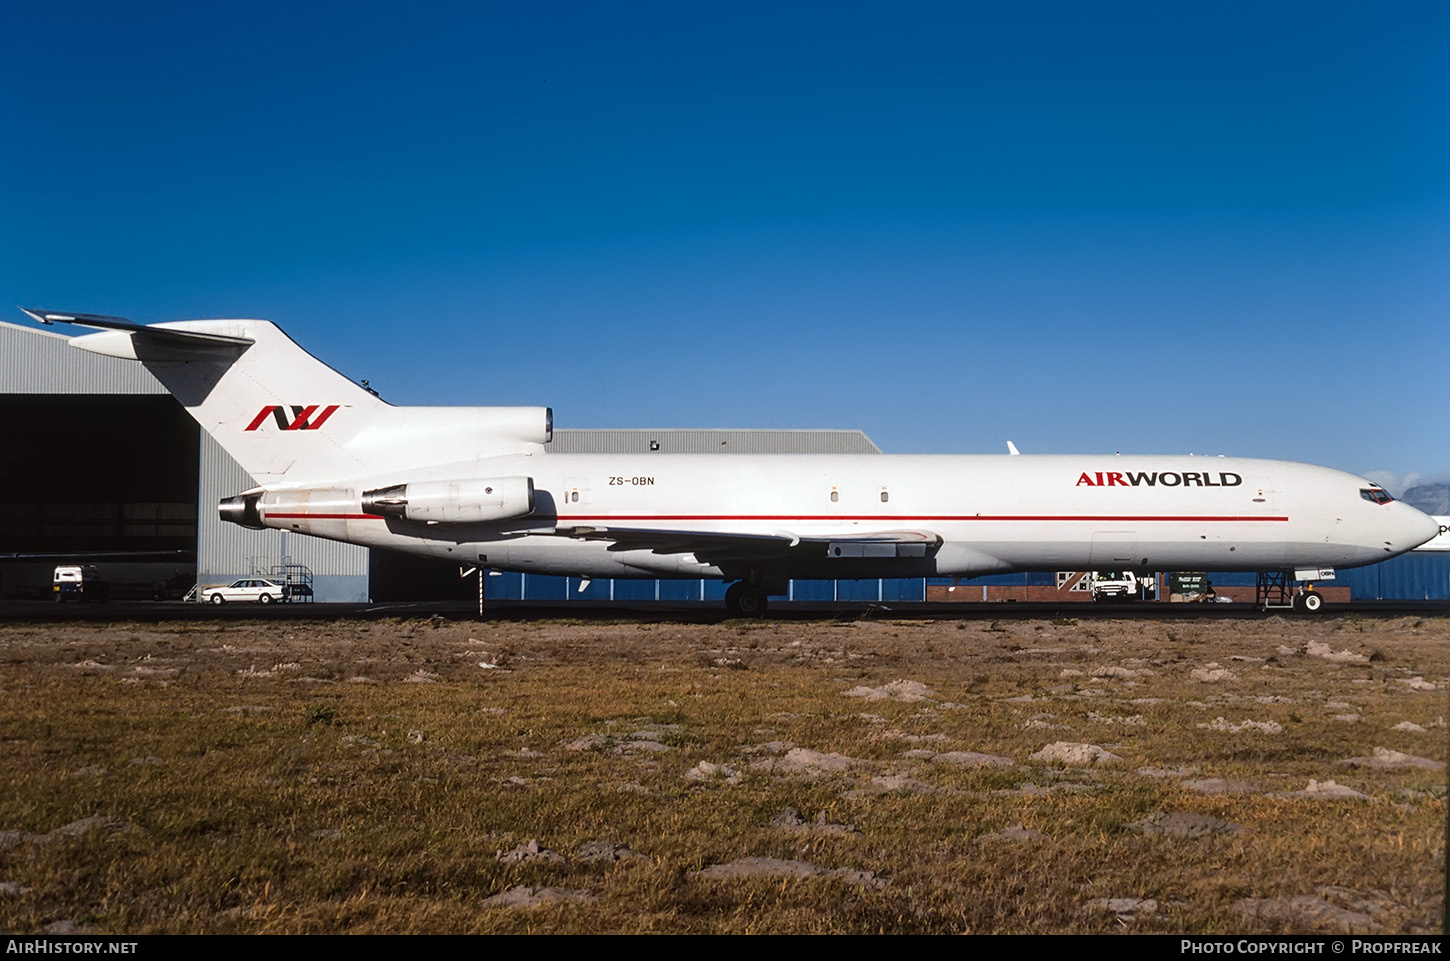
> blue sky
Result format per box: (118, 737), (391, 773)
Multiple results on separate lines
(4, 1), (1447, 489)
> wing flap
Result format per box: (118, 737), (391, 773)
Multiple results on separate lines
(555, 525), (942, 562)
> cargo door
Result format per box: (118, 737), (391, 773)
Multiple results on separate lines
(1090, 531), (1141, 567)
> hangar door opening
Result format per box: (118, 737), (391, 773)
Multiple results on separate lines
(0, 395), (199, 599)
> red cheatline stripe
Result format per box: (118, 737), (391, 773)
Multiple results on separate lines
(263, 513), (1289, 523)
(556, 514), (1289, 522)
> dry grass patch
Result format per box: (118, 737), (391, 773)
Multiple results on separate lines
(0, 615), (1443, 933)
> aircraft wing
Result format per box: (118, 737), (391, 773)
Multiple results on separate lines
(554, 525), (942, 564)
(0, 549), (196, 562)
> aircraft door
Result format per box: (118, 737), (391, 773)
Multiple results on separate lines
(827, 481), (843, 515)
(563, 476), (592, 508)
(1090, 531), (1141, 567)
(1250, 474), (1279, 513)
(1248, 472), (1286, 566)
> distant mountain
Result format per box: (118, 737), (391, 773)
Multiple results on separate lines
(1401, 483), (1450, 515)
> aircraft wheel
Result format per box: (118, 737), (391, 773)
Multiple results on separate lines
(1300, 590), (1324, 614)
(259, 593), (274, 605)
(725, 583), (768, 618)
(211, 594), (225, 605)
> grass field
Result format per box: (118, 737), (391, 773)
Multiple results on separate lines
(0, 614), (1444, 934)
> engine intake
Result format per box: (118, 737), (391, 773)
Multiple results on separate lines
(361, 476), (535, 523)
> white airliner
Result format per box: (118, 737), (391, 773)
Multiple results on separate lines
(22, 309), (1441, 615)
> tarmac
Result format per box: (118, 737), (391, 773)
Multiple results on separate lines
(3, 597), (1447, 623)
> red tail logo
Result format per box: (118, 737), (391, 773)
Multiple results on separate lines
(244, 405), (342, 431)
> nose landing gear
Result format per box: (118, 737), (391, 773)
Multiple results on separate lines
(1294, 588), (1324, 613)
(1256, 571), (1328, 614)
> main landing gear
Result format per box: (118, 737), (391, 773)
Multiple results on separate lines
(724, 582), (768, 618)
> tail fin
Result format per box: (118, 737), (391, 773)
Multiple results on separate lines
(26, 310), (550, 487)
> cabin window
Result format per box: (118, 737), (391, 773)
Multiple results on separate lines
(830, 491), (839, 502)
(880, 491), (889, 503)
(1360, 488), (1394, 505)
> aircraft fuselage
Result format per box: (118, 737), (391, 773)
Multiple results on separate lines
(254, 452), (1437, 583)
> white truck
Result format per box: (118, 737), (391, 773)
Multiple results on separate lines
(53, 565), (109, 602)
(1088, 570), (1152, 602)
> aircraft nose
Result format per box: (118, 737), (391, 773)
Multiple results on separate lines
(1397, 504), (1442, 552)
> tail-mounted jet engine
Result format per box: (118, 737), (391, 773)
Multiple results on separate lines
(361, 477), (535, 523)
(218, 492), (265, 530)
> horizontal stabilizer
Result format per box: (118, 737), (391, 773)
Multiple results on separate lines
(21, 308), (255, 350)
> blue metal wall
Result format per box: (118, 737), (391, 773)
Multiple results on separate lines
(488, 574), (927, 603)
(1197, 556), (1450, 600)
(480, 554), (1450, 603)
(1333, 554), (1450, 601)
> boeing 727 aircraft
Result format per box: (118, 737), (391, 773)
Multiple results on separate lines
(21, 309), (1441, 615)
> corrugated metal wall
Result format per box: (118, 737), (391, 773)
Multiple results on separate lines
(1160, 559), (1450, 601)
(1335, 553), (1450, 601)
(0, 322), (166, 394)
(479, 573), (927, 604)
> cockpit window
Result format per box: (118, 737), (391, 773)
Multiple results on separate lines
(1360, 488), (1394, 505)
